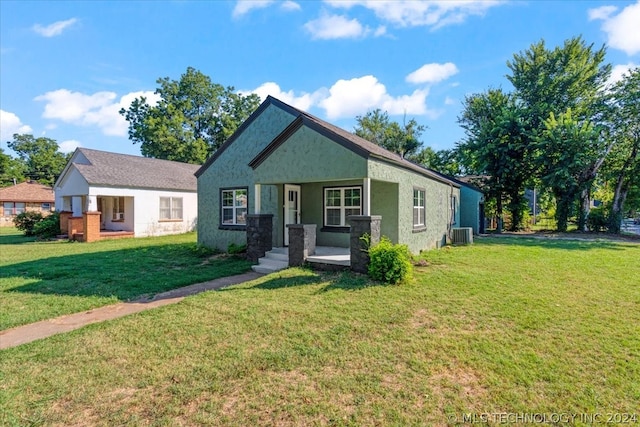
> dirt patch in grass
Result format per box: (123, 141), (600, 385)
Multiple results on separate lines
(428, 364), (489, 415)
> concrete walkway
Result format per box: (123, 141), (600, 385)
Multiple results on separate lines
(0, 271), (262, 350)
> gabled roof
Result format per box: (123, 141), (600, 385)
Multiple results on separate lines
(0, 181), (54, 203)
(57, 148), (199, 192)
(196, 95), (459, 187)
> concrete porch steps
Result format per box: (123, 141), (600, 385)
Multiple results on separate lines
(251, 247), (289, 274)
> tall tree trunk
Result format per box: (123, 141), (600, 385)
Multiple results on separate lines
(609, 176), (629, 234)
(578, 187), (591, 232)
(555, 191), (571, 232)
(609, 141), (638, 233)
(496, 196), (503, 233)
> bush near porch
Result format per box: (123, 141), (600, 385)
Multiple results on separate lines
(1, 236), (638, 425)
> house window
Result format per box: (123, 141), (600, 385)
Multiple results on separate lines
(324, 186), (361, 227)
(159, 197), (183, 220)
(112, 197), (125, 221)
(221, 188), (247, 226)
(413, 189), (425, 228)
(3, 202), (25, 217)
(41, 203), (51, 211)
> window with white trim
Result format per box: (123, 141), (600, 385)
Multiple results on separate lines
(413, 189), (425, 228)
(41, 203), (51, 211)
(160, 197), (183, 220)
(3, 202), (25, 217)
(221, 188), (247, 225)
(324, 186), (361, 227)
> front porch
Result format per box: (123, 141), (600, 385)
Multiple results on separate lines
(252, 246), (350, 274)
(247, 214), (380, 275)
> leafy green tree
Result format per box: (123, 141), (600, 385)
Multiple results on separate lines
(507, 36), (611, 231)
(0, 147), (26, 187)
(539, 109), (610, 232)
(409, 147), (463, 176)
(354, 109), (425, 158)
(120, 67), (261, 164)
(457, 89), (533, 232)
(603, 68), (640, 232)
(7, 134), (68, 186)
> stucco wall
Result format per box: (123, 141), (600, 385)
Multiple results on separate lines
(197, 105), (297, 251)
(54, 167), (90, 207)
(368, 159), (460, 253)
(253, 127), (368, 184)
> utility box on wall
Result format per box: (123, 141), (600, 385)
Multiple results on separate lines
(452, 227), (473, 245)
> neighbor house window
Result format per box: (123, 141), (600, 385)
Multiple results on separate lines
(413, 189), (425, 228)
(3, 202), (25, 217)
(112, 197), (125, 221)
(159, 197), (183, 220)
(324, 186), (361, 227)
(41, 203), (51, 211)
(221, 188), (247, 226)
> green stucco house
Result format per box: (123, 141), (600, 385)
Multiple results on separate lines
(195, 96), (483, 268)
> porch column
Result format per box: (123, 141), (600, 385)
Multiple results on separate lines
(246, 214), (273, 262)
(362, 178), (370, 216)
(83, 212), (101, 242)
(348, 215), (381, 274)
(254, 184), (261, 214)
(287, 224), (316, 267)
(86, 195), (98, 212)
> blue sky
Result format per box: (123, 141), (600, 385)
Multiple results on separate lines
(1, 0), (639, 159)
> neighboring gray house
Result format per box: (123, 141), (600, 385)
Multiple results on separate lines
(196, 96), (482, 263)
(55, 148), (199, 241)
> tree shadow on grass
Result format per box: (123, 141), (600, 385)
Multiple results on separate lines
(228, 269), (388, 293)
(0, 233), (38, 245)
(476, 235), (636, 251)
(2, 243), (252, 301)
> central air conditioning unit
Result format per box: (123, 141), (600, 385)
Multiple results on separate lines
(452, 227), (473, 245)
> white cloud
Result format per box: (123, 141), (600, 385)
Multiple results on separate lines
(59, 139), (82, 153)
(587, 5), (617, 21)
(305, 14), (368, 39)
(281, 1), (301, 12)
(319, 75), (432, 119)
(34, 89), (160, 137)
(248, 82), (325, 111)
(232, 0), (300, 17)
(324, 0), (503, 30)
(444, 96), (456, 106)
(406, 62), (459, 84)
(32, 18), (78, 37)
(0, 110), (33, 141)
(590, 1), (640, 56)
(609, 63), (639, 86)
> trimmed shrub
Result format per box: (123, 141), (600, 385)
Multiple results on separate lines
(367, 237), (413, 284)
(13, 211), (43, 236)
(32, 212), (60, 239)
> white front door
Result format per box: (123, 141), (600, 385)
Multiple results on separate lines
(284, 184), (301, 246)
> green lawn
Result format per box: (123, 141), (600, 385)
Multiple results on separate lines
(0, 228), (252, 330)
(1, 236), (639, 426)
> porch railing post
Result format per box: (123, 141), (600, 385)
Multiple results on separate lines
(287, 224), (316, 267)
(246, 214), (273, 262)
(348, 215), (381, 274)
